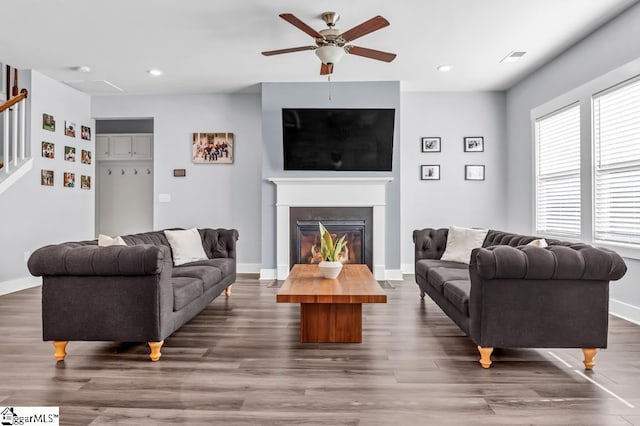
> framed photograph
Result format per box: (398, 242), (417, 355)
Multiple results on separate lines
(41, 170), (54, 186)
(64, 146), (76, 162)
(43, 114), (56, 132)
(465, 165), (485, 181)
(41, 141), (55, 159)
(464, 136), (484, 152)
(65, 121), (76, 137)
(81, 125), (92, 141)
(421, 165), (440, 180)
(192, 132), (234, 164)
(81, 149), (92, 165)
(63, 172), (75, 188)
(80, 175), (91, 190)
(421, 137), (441, 152)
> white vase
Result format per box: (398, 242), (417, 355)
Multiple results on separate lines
(318, 261), (343, 279)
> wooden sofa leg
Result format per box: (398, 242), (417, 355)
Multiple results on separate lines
(148, 341), (164, 361)
(478, 346), (493, 369)
(582, 348), (597, 370)
(225, 285), (233, 297)
(420, 290), (425, 299)
(53, 341), (68, 361)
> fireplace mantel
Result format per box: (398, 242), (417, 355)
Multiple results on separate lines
(268, 177), (392, 280)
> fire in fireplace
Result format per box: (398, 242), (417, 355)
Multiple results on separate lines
(298, 221), (364, 265)
(289, 207), (373, 271)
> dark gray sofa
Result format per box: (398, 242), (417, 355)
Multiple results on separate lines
(28, 228), (238, 362)
(413, 228), (627, 369)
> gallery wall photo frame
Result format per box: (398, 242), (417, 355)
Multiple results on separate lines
(421, 137), (441, 152)
(463, 136), (484, 152)
(43, 114), (56, 132)
(421, 165), (440, 180)
(465, 165), (485, 181)
(65, 121), (76, 138)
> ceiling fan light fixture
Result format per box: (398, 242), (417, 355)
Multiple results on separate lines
(437, 64), (453, 72)
(315, 45), (345, 65)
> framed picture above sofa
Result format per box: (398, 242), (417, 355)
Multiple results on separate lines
(464, 136), (484, 152)
(421, 137), (441, 152)
(421, 165), (440, 180)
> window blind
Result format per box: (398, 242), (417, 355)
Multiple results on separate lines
(535, 104), (581, 237)
(593, 76), (640, 246)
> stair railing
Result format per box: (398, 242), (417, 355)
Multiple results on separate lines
(1, 67), (28, 175)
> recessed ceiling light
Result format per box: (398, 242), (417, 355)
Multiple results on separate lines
(500, 51), (526, 63)
(437, 65), (453, 72)
(72, 65), (91, 73)
(147, 69), (163, 77)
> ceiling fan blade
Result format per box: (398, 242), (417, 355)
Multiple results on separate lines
(340, 16), (389, 43)
(346, 45), (397, 62)
(279, 13), (325, 39)
(262, 46), (317, 56)
(320, 63), (334, 75)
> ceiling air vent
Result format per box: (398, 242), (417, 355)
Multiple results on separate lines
(63, 80), (123, 94)
(500, 51), (526, 63)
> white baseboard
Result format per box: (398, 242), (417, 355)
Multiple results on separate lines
(610, 298), (640, 325)
(237, 263), (261, 274)
(259, 268), (277, 280)
(0, 276), (41, 296)
(401, 263), (415, 275)
(385, 269), (404, 281)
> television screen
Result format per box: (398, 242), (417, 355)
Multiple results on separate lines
(282, 108), (395, 171)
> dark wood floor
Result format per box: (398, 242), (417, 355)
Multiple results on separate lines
(1, 276), (640, 425)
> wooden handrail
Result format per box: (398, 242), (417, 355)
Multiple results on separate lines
(0, 88), (28, 113)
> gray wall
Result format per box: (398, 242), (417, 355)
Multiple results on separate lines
(400, 91), (507, 270)
(260, 81), (401, 272)
(91, 94), (263, 270)
(0, 70), (94, 283)
(505, 3), (640, 312)
(96, 119), (153, 134)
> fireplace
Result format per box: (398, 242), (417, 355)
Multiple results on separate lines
(290, 207), (373, 270)
(268, 177), (392, 280)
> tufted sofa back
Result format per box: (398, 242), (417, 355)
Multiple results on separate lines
(121, 228), (238, 259)
(413, 228), (567, 263)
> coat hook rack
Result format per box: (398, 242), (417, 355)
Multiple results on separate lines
(108, 169), (112, 175)
(121, 169), (125, 175)
(134, 169), (138, 175)
(147, 169), (151, 175)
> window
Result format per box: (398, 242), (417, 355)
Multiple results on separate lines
(535, 104), (581, 237)
(593, 77), (640, 246)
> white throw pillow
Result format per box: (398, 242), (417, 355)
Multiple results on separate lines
(527, 238), (548, 248)
(164, 228), (208, 266)
(440, 226), (488, 264)
(98, 234), (126, 247)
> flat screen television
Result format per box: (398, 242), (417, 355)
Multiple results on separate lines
(282, 108), (395, 171)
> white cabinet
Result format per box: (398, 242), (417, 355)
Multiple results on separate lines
(96, 134), (153, 160)
(96, 135), (110, 160)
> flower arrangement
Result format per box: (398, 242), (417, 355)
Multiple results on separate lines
(319, 222), (347, 262)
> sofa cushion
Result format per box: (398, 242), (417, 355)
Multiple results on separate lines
(164, 228), (208, 266)
(441, 226), (488, 264)
(415, 259), (467, 279)
(427, 268), (470, 292)
(443, 280), (471, 316)
(172, 266), (222, 291)
(172, 277), (204, 311)
(180, 258), (236, 278)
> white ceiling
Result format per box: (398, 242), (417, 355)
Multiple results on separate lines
(1, 0), (637, 95)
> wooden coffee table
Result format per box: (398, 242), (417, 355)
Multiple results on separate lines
(276, 264), (387, 343)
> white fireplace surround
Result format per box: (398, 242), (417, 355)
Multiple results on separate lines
(267, 177), (393, 280)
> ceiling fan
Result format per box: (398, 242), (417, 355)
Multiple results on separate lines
(262, 12), (397, 75)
